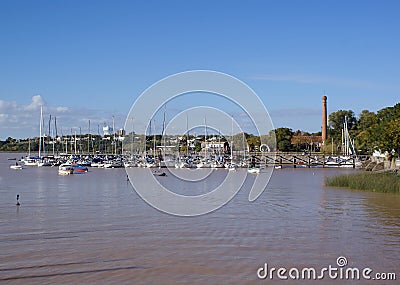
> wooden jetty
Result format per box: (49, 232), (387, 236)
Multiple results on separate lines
(51, 151), (366, 169)
(249, 152), (367, 168)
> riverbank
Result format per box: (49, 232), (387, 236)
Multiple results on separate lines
(325, 172), (400, 193)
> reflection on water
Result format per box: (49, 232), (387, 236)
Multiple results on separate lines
(0, 154), (399, 284)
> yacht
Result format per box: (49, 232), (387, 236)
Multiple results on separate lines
(58, 163), (74, 175)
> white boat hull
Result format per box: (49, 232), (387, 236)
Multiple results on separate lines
(10, 165), (23, 170)
(58, 169), (74, 175)
(58, 164), (74, 175)
(247, 167), (260, 174)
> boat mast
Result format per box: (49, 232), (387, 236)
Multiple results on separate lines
(88, 120), (90, 155)
(218, 130), (221, 158)
(131, 118), (134, 158)
(231, 117), (234, 161)
(74, 130), (77, 155)
(176, 134), (180, 162)
(341, 128), (344, 156)
(344, 117), (348, 156)
(112, 115), (116, 155)
(162, 104), (166, 162)
(65, 128), (68, 155)
(242, 130), (245, 162)
(42, 111), (46, 156)
(186, 112), (189, 157)
(204, 116), (207, 159)
(54, 116), (57, 155)
(97, 124), (100, 154)
(51, 116), (55, 155)
(49, 114), (53, 155)
(146, 120), (151, 158)
(39, 105), (42, 158)
(153, 119), (156, 159)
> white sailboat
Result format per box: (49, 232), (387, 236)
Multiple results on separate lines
(10, 162), (23, 170)
(325, 116), (361, 168)
(196, 116), (210, 169)
(58, 163), (74, 175)
(247, 167), (261, 174)
(37, 105), (46, 167)
(22, 138), (38, 166)
(226, 117), (236, 171)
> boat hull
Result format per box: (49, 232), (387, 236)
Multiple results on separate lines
(247, 167), (260, 174)
(10, 165), (23, 170)
(58, 164), (74, 175)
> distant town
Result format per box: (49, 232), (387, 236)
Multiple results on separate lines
(1, 100), (399, 157)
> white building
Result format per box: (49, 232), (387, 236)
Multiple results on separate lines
(103, 125), (113, 136)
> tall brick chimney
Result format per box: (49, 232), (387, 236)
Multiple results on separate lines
(322, 95), (327, 144)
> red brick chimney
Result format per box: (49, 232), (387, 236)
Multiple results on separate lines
(322, 95), (327, 144)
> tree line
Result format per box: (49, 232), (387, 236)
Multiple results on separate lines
(0, 135), (121, 154)
(267, 103), (400, 154)
(2, 102), (399, 155)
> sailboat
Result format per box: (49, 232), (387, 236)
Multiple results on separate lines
(196, 116), (210, 168)
(145, 120), (156, 168)
(58, 163), (74, 175)
(325, 116), (361, 168)
(21, 138), (39, 166)
(22, 107), (45, 167)
(176, 113), (192, 169)
(247, 167), (261, 174)
(247, 150), (261, 174)
(37, 106), (52, 167)
(10, 162), (23, 170)
(226, 118), (236, 171)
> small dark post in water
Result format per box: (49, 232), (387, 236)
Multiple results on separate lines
(16, 194), (20, 206)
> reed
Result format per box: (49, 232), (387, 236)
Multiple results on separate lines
(325, 172), (400, 193)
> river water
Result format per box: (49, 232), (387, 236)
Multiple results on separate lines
(0, 153), (399, 284)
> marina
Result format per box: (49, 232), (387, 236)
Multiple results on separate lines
(1, 2), (399, 283)
(1, 152), (399, 284)
(14, 152), (367, 170)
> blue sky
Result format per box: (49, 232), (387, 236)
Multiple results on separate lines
(1, 0), (399, 139)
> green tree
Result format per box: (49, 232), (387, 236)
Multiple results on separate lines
(278, 140), (291, 152)
(194, 142), (202, 152)
(377, 103), (400, 122)
(5, 137), (15, 144)
(261, 131), (277, 151)
(375, 118), (400, 154)
(246, 135), (261, 152)
(355, 110), (378, 153)
(358, 110), (378, 129)
(274, 127), (293, 151)
(328, 110), (357, 139)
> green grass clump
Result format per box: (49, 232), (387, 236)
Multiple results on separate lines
(325, 172), (400, 193)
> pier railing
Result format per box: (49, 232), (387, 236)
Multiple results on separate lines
(248, 152), (366, 168)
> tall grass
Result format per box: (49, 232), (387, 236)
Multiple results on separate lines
(325, 172), (400, 193)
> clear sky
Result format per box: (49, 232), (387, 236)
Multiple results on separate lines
(1, 0), (399, 139)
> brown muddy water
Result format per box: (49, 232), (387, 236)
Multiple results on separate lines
(1, 153), (399, 284)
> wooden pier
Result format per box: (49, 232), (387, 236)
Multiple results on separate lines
(249, 152), (364, 168)
(49, 151), (366, 168)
